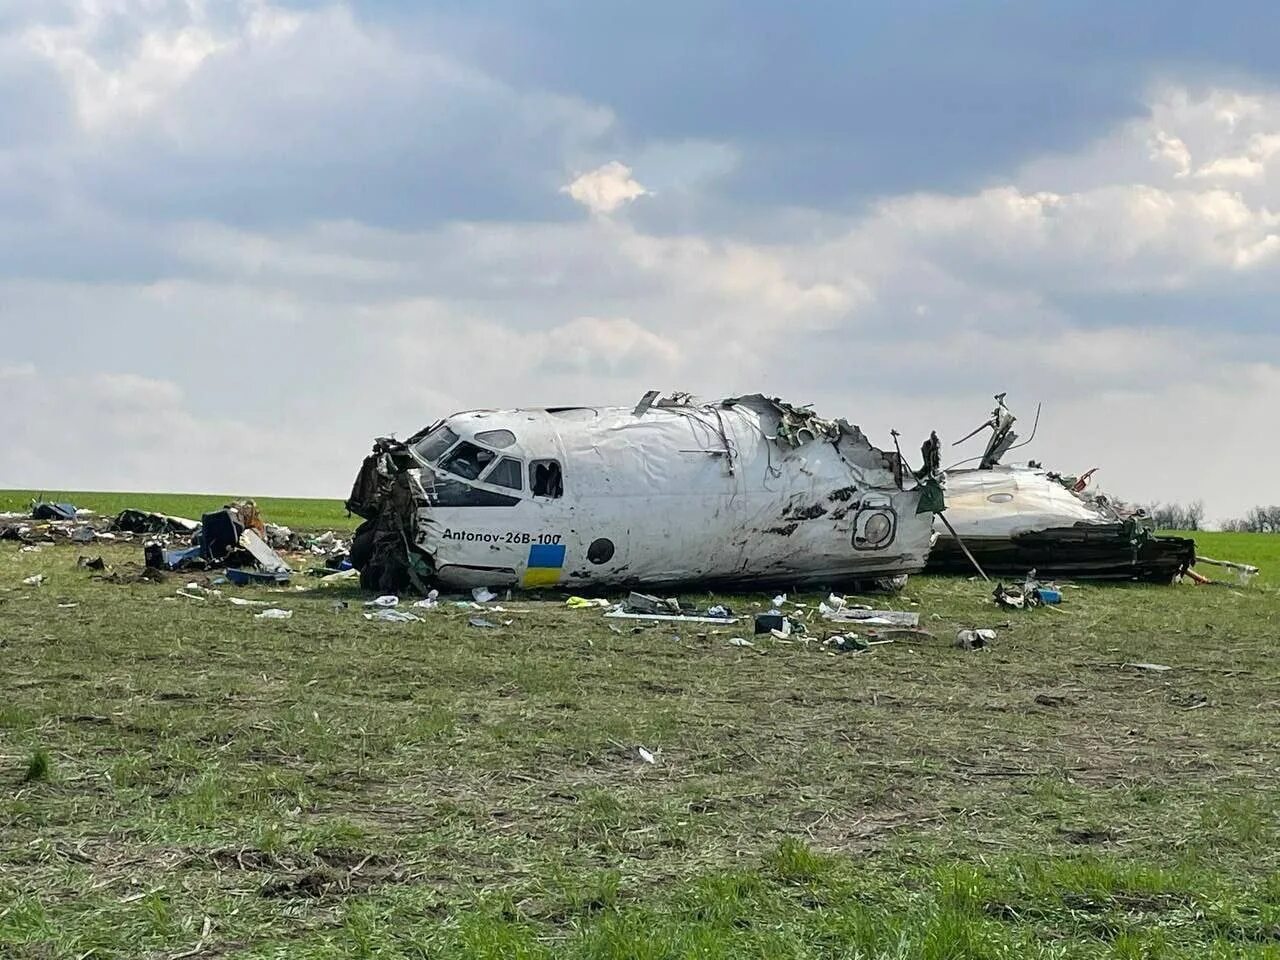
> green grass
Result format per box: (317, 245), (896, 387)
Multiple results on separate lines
(21, 748), (51, 783)
(0, 489), (355, 532)
(1, 532), (1277, 958)
(1182, 531), (1280, 586)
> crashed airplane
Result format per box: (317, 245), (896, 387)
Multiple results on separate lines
(347, 393), (941, 593)
(927, 396), (1196, 581)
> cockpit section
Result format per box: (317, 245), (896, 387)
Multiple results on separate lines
(407, 419), (562, 506)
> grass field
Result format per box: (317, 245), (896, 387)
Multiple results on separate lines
(1, 525), (1277, 958)
(0, 491), (354, 533)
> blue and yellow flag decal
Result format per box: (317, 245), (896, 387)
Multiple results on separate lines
(523, 543), (566, 587)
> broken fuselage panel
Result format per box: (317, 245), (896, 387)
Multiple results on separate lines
(347, 394), (937, 592)
(929, 466), (1195, 581)
(928, 394), (1196, 581)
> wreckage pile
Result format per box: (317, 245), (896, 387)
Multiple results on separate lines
(339, 389), (1258, 594)
(6, 390), (1261, 599)
(926, 396), (1200, 582)
(344, 392), (940, 593)
(1, 498), (351, 585)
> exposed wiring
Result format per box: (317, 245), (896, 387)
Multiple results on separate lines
(1005, 402), (1042, 454)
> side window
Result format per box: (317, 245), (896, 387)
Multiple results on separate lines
(439, 442), (497, 480)
(529, 459), (563, 498)
(484, 457), (524, 491)
(413, 426), (458, 463)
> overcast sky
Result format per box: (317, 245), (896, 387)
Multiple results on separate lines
(1, 1), (1278, 524)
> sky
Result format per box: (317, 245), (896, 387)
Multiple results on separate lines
(1, 1), (1278, 525)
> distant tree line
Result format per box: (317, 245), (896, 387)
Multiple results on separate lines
(1141, 500), (1205, 531)
(1144, 501), (1280, 532)
(1222, 506), (1280, 533)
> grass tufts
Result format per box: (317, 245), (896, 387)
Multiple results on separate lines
(771, 838), (831, 884)
(22, 748), (51, 783)
(0, 530), (1277, 956)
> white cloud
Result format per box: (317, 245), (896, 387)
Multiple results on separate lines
(1, 2), (1279, 526)
(1150, 131), (1191, 177)
(21, 0), (236, 131)
(6, 1), (620, 228)
(562, 161), (650, 214)
(0, 365), (335, 494)
(535, 316), (680, 376)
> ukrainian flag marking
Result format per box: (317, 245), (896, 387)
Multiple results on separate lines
(523, 543), (566, 587)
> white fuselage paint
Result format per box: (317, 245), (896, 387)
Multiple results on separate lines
(398, 399), (936, 590)
(935, 466), (1117, 542)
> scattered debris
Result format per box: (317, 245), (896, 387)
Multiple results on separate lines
(472, 586), (498, 603)
(755, 612), (790, 635)
(255, 609), (293, 620)
(823, 634), (869, 652)
(625, 592), (685, 616)
(364, 608), (422, 623)
(92, 564), (165, 585)
(992, 572), (1062, 610)
(111, 509), (200, 536)
(567, 596), (611, 609)
(993, 584), (1026, 610)
(224, 568), (290, 586)
(21, 574), (44, 587)
(237, 529), (290, 574)
(412, 591), (440, 609)
(319, 569), (360, 585)
(637, 747), (657, 764)
(469, 617), (500, 629)
(819, 600), (919, 627)
(365, 596), (399, 608)
(1126, 662), (1172, 673)
(144, 542), (199, 572)
(31, 501), (77, 521)
(606, 610), (742, 625)
(1189, 555), (1260, 587)
(727, 637), (754, 647)
(955, 628), (996, 650)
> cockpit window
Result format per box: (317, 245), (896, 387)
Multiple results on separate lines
(413, 426), (458, 464)
(484, 457), (524, 490)
(529, 459), (563, 498)
(474, 429), (517, 449)
(439, 441), (497, 480)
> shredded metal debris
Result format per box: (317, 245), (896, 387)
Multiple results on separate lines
(928, 395), (1199, 582)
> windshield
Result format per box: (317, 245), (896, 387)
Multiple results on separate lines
(439, 441), (498, 480)
(412, 426), (459, 463)
(484, 456), (523, 490)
